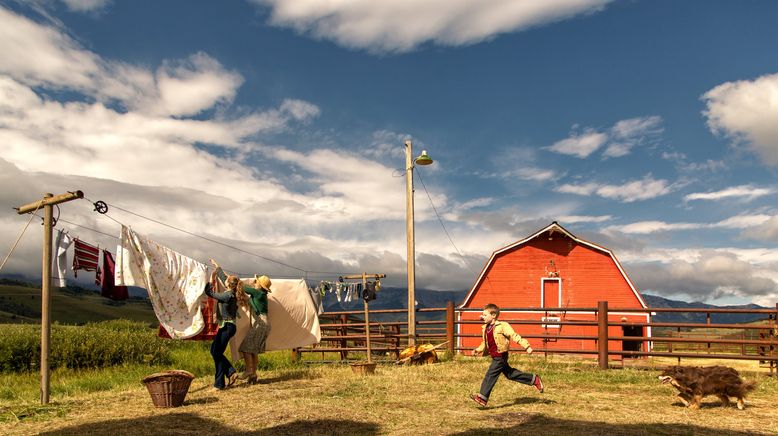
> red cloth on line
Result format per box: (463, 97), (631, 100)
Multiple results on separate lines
(97, 250), (128, 301)
(72, 238), (99, 278)
(157, 296), (218, 340)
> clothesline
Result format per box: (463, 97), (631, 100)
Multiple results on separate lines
(29, 211), (343, 280)
(80, 197), (353, 276)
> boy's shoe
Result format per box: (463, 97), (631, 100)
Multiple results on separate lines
(470, 393), (488, 407)
(533, 375), (544, 393)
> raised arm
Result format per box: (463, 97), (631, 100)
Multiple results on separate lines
(204, 282), (234, 303)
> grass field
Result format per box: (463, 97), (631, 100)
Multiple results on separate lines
(1, 353), (776, 435)
(0, 284), (156, 325)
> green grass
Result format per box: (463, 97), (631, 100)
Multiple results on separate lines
(0, 284), (157, 325)
(2, 354), (777, 434)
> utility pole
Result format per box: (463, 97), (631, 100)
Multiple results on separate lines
(405, 139), (416, 346)
(16, 190), (83, 404)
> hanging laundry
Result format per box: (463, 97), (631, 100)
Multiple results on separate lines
(115, 225), (208, 339)
(363, 281), (377, 302)
(53, 229), (73, 287)
(309, 286), (324, 315)
(158, 297), (218, 340)
(335, 282), (342, 303)
(72, 238), (99, 278)
(97, 250), (128, 300)
(229, 278), (321, 362)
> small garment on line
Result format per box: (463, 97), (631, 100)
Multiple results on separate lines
(53, 229), (73, 287)
(97, 250), (128, 300)
(115, 225), (208, 339)
(309, 287), (324, 315)
(72, 238), (99, 278)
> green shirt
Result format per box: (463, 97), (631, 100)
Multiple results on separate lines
(217, 269), (268, 315)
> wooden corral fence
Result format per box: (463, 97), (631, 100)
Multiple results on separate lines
(295, 301), (778, 373)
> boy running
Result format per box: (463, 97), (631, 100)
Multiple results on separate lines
(470, 303), (544, 406)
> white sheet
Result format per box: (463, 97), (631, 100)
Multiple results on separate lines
(115, 226), (207, 339)
(230, 278), (321, 361)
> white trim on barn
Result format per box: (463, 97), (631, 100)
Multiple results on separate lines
(540, 277), (562, 308)
(460, 222), (647, 309)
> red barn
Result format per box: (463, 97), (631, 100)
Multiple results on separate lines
(458, 222), (650, 359)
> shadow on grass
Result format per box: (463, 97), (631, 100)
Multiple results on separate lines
(255, 369), (319, 385)
(488, 397), (557, 409)
(451, 414), (758, 436)
(182, 396), (218, 406)
(39, 412), (381, 435)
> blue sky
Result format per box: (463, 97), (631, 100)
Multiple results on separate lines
(2, 0), (778, 306)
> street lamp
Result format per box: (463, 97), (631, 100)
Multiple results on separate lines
(405, 139), (433, 346)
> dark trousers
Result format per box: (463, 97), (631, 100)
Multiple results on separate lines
(479, 352), (534, 400)
(210, 322), (236, 388)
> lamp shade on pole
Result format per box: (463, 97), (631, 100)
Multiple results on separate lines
(414, 150), (433, 166)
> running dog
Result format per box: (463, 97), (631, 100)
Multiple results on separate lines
(658, 365), (756, 410)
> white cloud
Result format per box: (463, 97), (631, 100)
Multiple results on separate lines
(507, 167), (558, 182)
(557, 215), (612, 224)
(604, 115), (663, 158)
(605, 214), (771, 235)
(703, 72), (778, 165)
(547, 130), (607, 158)
(549, 115), (663, 159)
(556, 175), (672, 202)
(628, 252), (777, 301)
(685, 185), (774, 202)
(61, 0), (110, 12)
(151, 53), (244, 117)
(250, 0), (613, 53)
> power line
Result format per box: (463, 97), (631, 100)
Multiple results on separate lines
(415, 169), (494, 293)
(78, 197), (352, 277)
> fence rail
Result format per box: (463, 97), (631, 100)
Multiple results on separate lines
(296, 301), (778, 372)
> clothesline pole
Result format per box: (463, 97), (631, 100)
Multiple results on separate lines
(362, 272), (370, 363)
(15, 190), (84, 405)
(340, 273), (386, 364)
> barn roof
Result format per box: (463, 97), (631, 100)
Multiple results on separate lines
(460, 221), (647, 308)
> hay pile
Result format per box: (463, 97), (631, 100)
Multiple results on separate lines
(397, 343), (440, 365)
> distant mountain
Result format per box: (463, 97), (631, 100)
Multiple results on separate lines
(642, 294), (771, 324)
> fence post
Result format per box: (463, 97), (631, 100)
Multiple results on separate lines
(291, 348), (300, 362)
(340, 314), (349, 361)
(598, 301), (609, 369)
(446, 301), (455, 356)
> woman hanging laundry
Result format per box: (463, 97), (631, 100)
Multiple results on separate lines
(204, 264), (239, 390)
(211, 259), (272, 384)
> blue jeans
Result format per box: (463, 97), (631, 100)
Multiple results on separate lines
(479, 352), (535, 400)
(210, 323), (236, 388)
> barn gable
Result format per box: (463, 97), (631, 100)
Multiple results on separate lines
(460, 221), (646, 309)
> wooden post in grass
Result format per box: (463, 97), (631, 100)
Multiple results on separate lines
(446, 300), (455, 356)
(16, 190), (84, 404)
(597, 301), (609, 369)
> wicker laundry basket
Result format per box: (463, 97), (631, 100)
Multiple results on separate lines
(142, 370), (195, 408)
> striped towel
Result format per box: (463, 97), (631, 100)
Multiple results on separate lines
(73, 238), (99, 277)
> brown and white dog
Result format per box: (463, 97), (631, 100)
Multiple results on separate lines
(658, 365), (756, 410)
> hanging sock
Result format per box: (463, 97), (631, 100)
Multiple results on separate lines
(72, 238), (99, 278)
(53, 229), (73, 287)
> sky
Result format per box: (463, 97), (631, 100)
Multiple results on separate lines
(1, 0), (778, 306)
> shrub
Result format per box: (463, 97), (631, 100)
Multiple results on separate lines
(0, 321), (171, 372)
